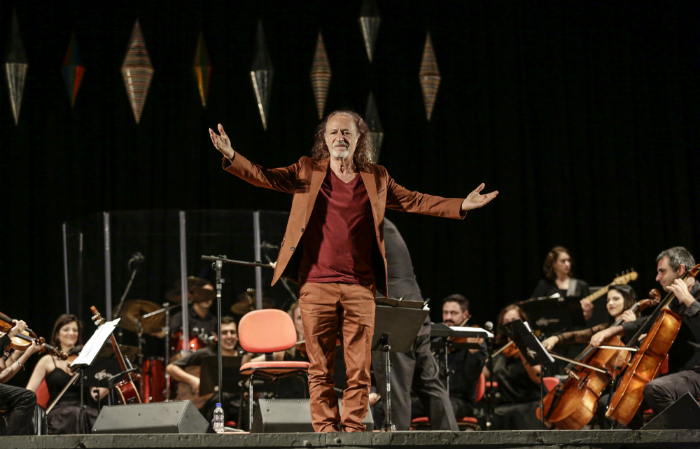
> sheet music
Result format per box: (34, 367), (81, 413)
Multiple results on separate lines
(71, 318), (120, 369)
(450, 326), (494, 339)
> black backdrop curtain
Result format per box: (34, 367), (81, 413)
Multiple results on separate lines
(1, 1), (699, 385)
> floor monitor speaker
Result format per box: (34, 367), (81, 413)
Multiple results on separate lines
(642, 392), (700, 430)
(92, 401), (209, 434)
(251, 398), (373, 433)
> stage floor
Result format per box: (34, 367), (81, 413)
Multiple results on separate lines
(5, 430), (700, 449)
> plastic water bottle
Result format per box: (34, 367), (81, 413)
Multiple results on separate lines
(212, 403), (224, 433)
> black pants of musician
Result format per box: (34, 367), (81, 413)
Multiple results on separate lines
(371, 333), (458, 431)
(0, 383), (37, 435)
(644, 369), (700, 415)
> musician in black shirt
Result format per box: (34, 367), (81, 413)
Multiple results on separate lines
(591, 247), (700, 415)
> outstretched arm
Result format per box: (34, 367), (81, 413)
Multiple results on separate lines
(209, 123), (235, 160)
(386, 173), (498, 219)
(209, 123), (303, 194)
(461, 183), (499, 211)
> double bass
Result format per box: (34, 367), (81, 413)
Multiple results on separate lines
(606, 264), (700, 426)
(536, 293), (660, 429)
(91, 306), (142, 404)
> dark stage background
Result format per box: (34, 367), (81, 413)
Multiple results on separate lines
(1, 1), (699, 385)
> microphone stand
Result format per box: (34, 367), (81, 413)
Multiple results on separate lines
(485, 333), (495, 430)
(114, 263), (140, 344)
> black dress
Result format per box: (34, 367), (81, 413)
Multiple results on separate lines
(45, 358), (99, 435)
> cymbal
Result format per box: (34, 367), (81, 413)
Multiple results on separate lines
(118, 300), (165, 334)
(97, 343), (141, 361)
(230, 288), (275, 315)
(165, 286), (215, 304)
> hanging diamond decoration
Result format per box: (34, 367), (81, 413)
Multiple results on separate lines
(365, 92), (383, 163)
(310, 32), (331, 120)
(250, 20), (274, 130)
(121, 20), (154, 124)
(5, 12), (28, 126)
(359, 0), (381, 62)
(62, 33), (85, 107)
(419, 33), (440, 121)
(193, 32), (211, 108)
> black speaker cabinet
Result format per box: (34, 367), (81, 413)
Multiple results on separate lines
(92, 401), (209, 434)
(642, 392), (700, 430)
(251, 398), (374, 433)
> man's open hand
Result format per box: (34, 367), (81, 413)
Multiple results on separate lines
(461, 183), (498, 211)
(209, 124), (235, 160)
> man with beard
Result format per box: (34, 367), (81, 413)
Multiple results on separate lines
(166, 316), (247, 424)
(433, 294), (487, 421)
(591, 246), (700, 416)
(209, 110), (498, 432)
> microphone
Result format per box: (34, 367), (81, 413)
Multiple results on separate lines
(128, 252), (145, 270)
(484, 321), (494, 332)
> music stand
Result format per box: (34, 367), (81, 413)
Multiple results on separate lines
(429, 324), (492, 391)
(518, 296), (585, 335)
(62, 318), (122, 433)
(372, 302), (429, 431)
(502, 319), (554, 430)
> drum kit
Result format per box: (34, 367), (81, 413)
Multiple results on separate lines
(114, 277), (273, 403)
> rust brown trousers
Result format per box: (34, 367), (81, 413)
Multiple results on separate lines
(223, 153), (465, 431)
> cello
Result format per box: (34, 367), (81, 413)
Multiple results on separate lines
(606, 264), (700, 426)
(536, 292), (660, 429)
(91, 306), (142, 404)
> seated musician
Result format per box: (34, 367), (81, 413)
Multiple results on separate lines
(170, 278), (217, 339)
(484, 304), (543, 430)
(591, 246), (700, 416)
(531, 246), (593, 321)
(166, 316), (249, 424)
(0, 319), (43, 435)
(26, 314), (107, 435)
(541, 285), (638, 351)
(416, 294), (486, 422)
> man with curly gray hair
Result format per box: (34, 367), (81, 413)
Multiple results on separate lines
(209, 111), (498, 432)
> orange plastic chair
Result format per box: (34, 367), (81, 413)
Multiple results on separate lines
(543, 376), (559, 392)
(36, 379), (50, 410)
(238, 309), (310, 430)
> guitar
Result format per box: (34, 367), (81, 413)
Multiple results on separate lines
(581, 270), (638, 303)
(175, 364), (214, 410)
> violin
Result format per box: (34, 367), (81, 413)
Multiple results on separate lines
(91, 306), (142, 405)
(0, 311), (68, 360)
(606, 264), (700, 426)
(537, 291), (662, 429)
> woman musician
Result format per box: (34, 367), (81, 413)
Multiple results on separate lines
(26, 314), (107, 435)
(484, 304), (542, 430)
(541, 285), (639, 351)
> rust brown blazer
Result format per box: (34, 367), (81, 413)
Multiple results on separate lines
(223, 153), (466, 297)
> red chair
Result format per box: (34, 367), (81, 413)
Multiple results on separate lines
(238, 309), (310, 430)
(411, 372), (487, 430)
(543, 376), (559, 392)
(36, 379), (50, 410)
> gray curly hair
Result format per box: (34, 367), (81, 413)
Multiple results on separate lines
(310, 110), (376, 172)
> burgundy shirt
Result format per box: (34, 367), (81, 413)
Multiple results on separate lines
(299, 168), (375, 285)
